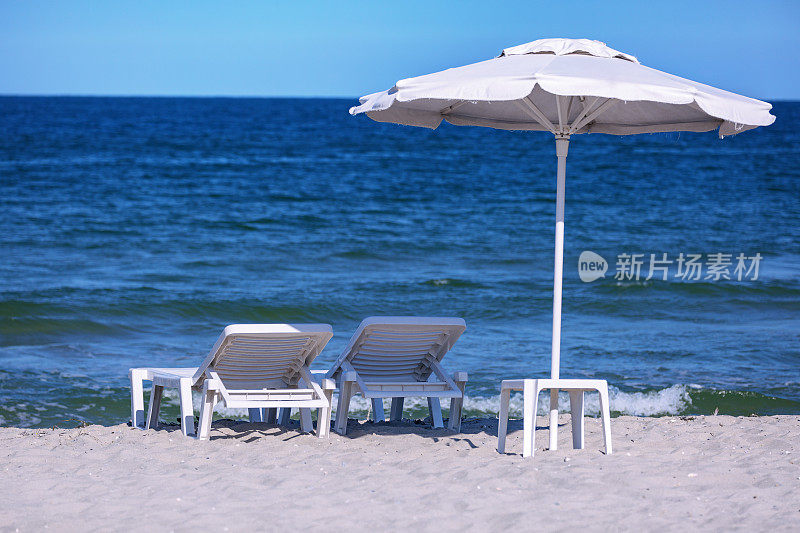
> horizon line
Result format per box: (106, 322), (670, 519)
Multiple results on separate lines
(0, 93), (359, 100)
(0, 93), (795, 103)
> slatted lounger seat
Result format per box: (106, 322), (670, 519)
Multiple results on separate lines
(325, 317), (468, 435)
(129, 324), (334, 439)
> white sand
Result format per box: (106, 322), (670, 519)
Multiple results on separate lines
(1, 415), (798, 531)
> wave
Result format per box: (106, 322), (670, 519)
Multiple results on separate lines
(157, 384), (800, 421)
(590, 278), (800, 299)
(0, 297), (345, 331)
(329, 249), (385, 260)
(0, 317), (125, 343)
(2, 380), (799, 429)
(419, 278), (485, 288)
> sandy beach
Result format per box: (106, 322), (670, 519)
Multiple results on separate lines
(2, 3), (798, 533)
(1, 414), (798, 532)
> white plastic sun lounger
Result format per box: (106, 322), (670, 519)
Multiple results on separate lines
(325, 317), (468, 435)
(129, 324), (335, 439)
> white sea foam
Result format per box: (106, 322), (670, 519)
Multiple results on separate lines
(156, 384), (692, 420)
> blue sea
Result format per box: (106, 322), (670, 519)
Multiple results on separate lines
(1, 96), (798, 428)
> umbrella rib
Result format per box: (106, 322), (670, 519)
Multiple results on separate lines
(564, 96), (575, 125)
(440, 101), (468, 115)
(443, 113), (558, 129)
(517, 97), (556, 133)
(569, 97), (616, 134)
(556, 95), (566, 133)
(567, 96), (601, 133)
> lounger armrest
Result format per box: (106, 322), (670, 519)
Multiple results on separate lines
(310, 369), (328, 379)
(204, 378), (223, 391)
(453, 371), (468, 383)
(308, 370), (337, 390)
(129, 368), (151, 380)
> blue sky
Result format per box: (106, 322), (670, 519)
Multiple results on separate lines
(1, 1), (798, 99)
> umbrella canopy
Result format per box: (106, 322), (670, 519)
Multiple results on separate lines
(351, 38), (774, 137)
(349, 38), (775, 448)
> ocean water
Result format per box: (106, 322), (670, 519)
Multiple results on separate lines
(1, 96), (798, 428)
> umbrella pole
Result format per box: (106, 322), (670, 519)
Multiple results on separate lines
(549, 134), (570, 450)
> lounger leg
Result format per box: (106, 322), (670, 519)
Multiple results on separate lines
(523, 380), (536, 458)
(129, 369), (146, 429)
(549, 389), (559, 450)
(334, 379), (353, 435)
(298, 408), (313, 433)
(265, 408), (277, 424)
(448, 396), (463, 431)
(428, 398), (443, 428)
(389, 398), (404, 422)
(197, 385), (217, 440)
(598, 383), (613, 455)
(317, 386), (334, 438)
(370, 398), (385, 422)
(145, 385), (164, 430)
(248, 408), (264, 423)
(179, 378), (196, 437)
(569, 390), (584, 449)
(448, 371), (468, 432)
(316, 406), (330, 438)
(497, 386), (511, 454)
(278, 408), (291, 426)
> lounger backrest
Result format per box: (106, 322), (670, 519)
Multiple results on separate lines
(193, 324), (333, 389)
(327, 317), (465, 382)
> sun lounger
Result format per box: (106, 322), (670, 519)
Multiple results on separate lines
(129, 324), (334, 439)
(325, 317), (468, 435)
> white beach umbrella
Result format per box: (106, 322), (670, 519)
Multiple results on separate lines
(350, 38), (775, 446)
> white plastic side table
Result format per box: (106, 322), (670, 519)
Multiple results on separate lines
(497, 378), (612, 458)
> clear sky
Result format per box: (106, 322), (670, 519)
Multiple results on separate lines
(1, 0), (798, 100)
